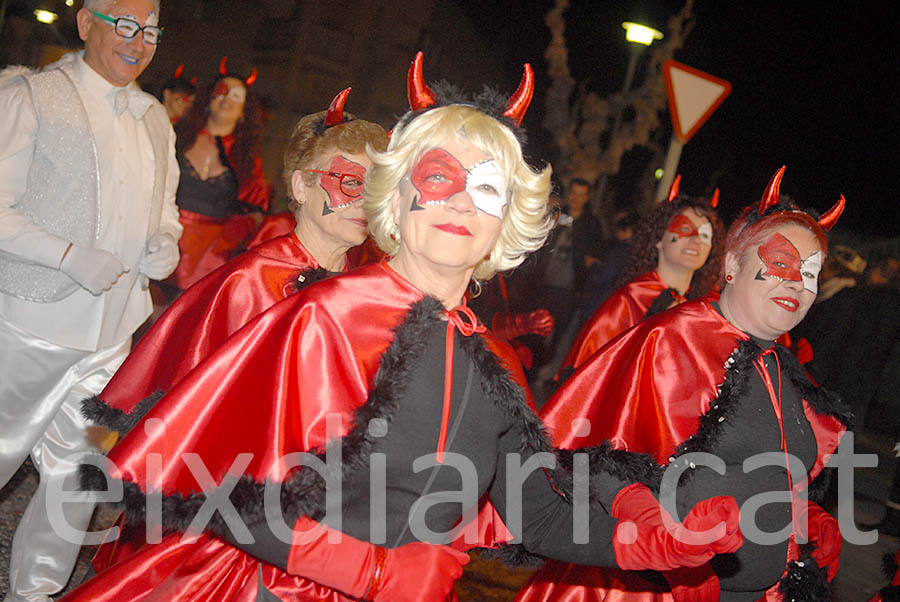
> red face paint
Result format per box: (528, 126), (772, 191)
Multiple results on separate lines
(316, 155), (367, 214)
(758, 232), (802, 282)
(213, 81), (229, 98)
(410, 149), (467, 208)
(667, 213), (699, 239)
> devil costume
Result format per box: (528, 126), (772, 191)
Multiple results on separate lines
(557, 182), (721, 380)
(518, 174), (850, 602)
(66, 53), (744, 602)
(65, 260), (679, 601)
(169, 62), (271, 290)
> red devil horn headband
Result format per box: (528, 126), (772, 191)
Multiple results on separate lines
(710, 188), (720, 208)
(174, 64), (184, 79)
(324, 87), (351, 128)
(218, 57), (258, 86)
(667, 174), (682, 202)
(408, 52), (436, 111)
(759, 166), (786, 215)
(818, 195), (845, 231)
(407, 51), (534, 126)
(503, 63), (534, 126)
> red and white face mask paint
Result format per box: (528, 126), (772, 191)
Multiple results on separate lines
(667, 213), (712, 245)
(315, 155), (367, 215)
(409, 148), (508, 219)
(213, 80), (246, 104)
(756, 232), (823, 294)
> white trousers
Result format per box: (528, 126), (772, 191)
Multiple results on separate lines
(0, 317), (130, 602)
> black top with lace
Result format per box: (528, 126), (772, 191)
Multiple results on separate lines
(174, 152), (241, 218)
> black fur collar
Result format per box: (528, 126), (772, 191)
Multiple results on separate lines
(667, 339), (851, 469)
(81, 296), (661, 548)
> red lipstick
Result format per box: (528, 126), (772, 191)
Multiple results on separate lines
(434, 223), (472, 236)
(771, 297), (799, 312)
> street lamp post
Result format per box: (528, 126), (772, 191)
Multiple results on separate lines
(592, 21), (663, 231)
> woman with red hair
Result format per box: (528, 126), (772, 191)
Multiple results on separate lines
(518, 167), (849, 602)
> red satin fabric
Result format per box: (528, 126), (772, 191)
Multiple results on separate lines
(169, 209), (259, 290)
(559, 272), (686, 375)
(100, 233), (320, 413)
(69, 261), (518, 601)
(346, 236), (387, 268)
(517, 296), (846, 602)
(246, 212), (296, 249)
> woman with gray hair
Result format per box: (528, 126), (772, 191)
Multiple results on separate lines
(66, 53), (741, 602)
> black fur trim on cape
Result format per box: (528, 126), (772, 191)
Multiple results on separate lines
(397, 80), (527, 146)
(880, 585), (900, 602)
(665, 339), (852, 485)
(286, 266), (331, 295)
(81, 390), (164, 435)
(645, 289), (678, 319)
(80, 296), (658, 560)
(777, 558), (830, 602)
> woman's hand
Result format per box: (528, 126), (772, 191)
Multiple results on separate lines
(285, 516), (468, 601)
(610, 483), (743, 571)
(794, 499), (841, 581)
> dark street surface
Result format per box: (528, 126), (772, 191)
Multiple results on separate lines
(1, 429), (897, 600)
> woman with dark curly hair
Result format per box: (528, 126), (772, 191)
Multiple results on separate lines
(556, 178), (724, 379)
(166, 59), (271, 291)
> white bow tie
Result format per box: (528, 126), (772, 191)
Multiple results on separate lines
(114, 87), (152, 119)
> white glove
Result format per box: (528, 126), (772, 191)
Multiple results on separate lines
(139, 233), (179, 280)
(60, 243), (129, 295)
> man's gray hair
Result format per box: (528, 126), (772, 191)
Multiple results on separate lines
(83, 0), (161, 13)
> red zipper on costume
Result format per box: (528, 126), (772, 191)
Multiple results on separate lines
(438, 305), (485, 463)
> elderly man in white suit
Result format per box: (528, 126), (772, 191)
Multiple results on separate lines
(0, 0), (182, 599)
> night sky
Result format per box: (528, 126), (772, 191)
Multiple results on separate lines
(460, 2), (899, 238)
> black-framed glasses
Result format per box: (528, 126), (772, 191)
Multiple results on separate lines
(89, 9), (163, 45)
(307, 170), (365, 198)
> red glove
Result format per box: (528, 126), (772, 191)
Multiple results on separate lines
(611, 483), (743, 571)
(286, 516), (469, 601)
(794, 500), (841, 581)
(491, 309), (554, 340)
(793, 337), (814, 364)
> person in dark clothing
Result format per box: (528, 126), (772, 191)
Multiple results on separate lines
(534, 179), (603, 344)
(579, 208), (638, 325)
(158, 63), (195, 123)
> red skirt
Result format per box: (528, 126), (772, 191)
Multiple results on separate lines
(168, 209), (257, 290)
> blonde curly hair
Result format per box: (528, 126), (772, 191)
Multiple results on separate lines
(364, 105), (553, 281)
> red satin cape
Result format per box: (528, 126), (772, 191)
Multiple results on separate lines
(517, 297), (846, 602)
(245, 212), (296, 249)
(66, 261), (518, 601)
(559, 271), (686, 375)
(100, 233), (321, 413)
